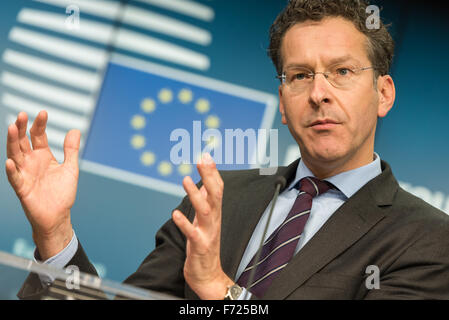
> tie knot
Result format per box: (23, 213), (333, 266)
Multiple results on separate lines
(297, 176), (333, 197)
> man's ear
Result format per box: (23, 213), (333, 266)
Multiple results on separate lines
(279, 85), (287, 125)
(377, 75), (396, 118)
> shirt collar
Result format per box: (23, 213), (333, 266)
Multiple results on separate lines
(288, 152), (382, 198)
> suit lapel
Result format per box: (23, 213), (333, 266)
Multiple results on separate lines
(263, 160), (399, 299)
(220, 160), (300, 280)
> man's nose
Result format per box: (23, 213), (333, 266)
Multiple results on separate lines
(308, 73), (331, 107)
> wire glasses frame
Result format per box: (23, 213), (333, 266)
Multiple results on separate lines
(276, 66), (376, 91)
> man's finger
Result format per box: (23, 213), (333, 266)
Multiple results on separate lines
(63, 129), (81, 171)
(199, 185), (208, 199)
(15, 112), (32, 154)
(6, 124), (24, 167)
(29, 110), (50, 150)
(183, 176), (212, 226)
(172, 210), (198, 242)
(5, 158), (23, 191)
(197, 153), (223, 208)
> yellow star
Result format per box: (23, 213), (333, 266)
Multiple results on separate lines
(130, 115), (146, 130)
(178, 163), (193, 176)
(205, 115), (220, 129)
(178, 89), (193, 104)
(141, 98), (156, 113)
(130, 135), (145, 149)
(140, 151), (156, 166)
(158, 88), (173, 104)
(158, 161), (173, 176)
(195, 98), (210, 114)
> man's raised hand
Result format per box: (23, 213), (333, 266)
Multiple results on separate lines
(172, 153), (234, 300)
(5, 111), (80, 260)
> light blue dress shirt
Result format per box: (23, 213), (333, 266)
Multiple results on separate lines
(36, 153), (382, 298)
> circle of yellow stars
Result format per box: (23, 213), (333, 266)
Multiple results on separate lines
(130, 88), (221, 177)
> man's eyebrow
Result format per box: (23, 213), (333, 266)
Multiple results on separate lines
(327, 55), (361, 66)
(284, 55), (361, 70)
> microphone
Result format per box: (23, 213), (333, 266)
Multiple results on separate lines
(243, 176), (287, 298)
(274, 176), (287, 191)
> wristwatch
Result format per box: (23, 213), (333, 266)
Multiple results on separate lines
(224, 283), (243, 300)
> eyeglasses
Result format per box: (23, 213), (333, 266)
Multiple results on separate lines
(277, 66), (375, 93)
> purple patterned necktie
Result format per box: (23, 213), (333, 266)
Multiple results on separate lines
(237, 176), (333, 298)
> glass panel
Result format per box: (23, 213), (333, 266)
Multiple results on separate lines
(0, 251), (181, 300)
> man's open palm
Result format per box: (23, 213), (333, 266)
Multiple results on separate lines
(5, 111), (79, 258)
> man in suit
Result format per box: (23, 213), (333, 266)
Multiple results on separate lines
(6, 0), (449, 299)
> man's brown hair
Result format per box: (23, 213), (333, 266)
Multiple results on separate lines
(268, 0), (395, 78)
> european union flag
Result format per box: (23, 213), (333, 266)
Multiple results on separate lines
(82, 56), (277, 196)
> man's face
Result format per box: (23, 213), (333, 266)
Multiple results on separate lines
(279, 17), (390, 172)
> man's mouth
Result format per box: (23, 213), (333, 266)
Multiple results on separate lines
(309, 119), (341, 130)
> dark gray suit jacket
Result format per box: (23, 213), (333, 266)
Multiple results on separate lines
(18, 159), (449, 299)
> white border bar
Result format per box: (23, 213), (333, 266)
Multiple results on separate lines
(2, 93), (89, 131)
(111, 53), (277, 105)
(18, 8), (113, 43)
(136, 0), (214, 22)
(80, 160), (186, 198)
(116, 29), (210, 70)
(2, 49), (101, 92)
(17, 9), (210, 70)
(1, 72), (95, 113)
(9, 27), (107, 68)
(34, 0), (119, 19)
(123, 6), (211, 46)
(34, 0), (212, 45)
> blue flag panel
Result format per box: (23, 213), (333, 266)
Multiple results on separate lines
(82, 57), (277, 191)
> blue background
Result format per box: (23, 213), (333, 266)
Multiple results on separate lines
(0, 0), (448, 290)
